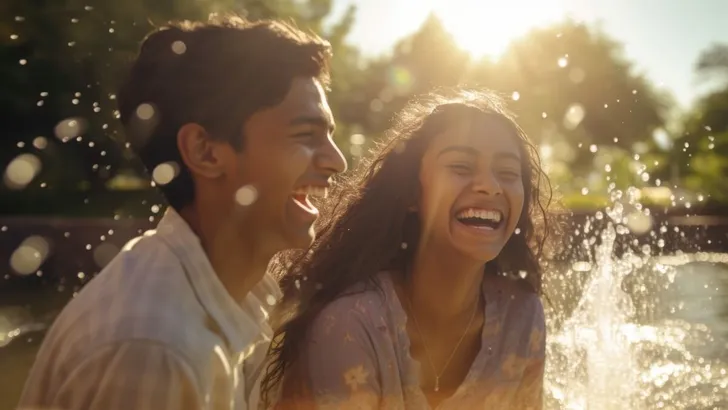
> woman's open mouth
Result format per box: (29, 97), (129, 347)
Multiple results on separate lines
(454, 208), (504, 231)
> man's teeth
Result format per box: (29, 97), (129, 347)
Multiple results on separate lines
(456, 208), (502, 222)
(292, 186), (328, 199)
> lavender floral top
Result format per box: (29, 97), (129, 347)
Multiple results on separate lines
(280, 271), (546, 409)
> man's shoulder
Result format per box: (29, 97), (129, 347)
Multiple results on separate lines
(44, 233), (219, 368)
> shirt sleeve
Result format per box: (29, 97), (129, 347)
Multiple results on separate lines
(514, 295), (546, 410)
(281, 301), (382, 410)
(50, 340), (203, 410)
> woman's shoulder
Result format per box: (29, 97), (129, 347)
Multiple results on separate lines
(311, 273), (395, 331)
(484, 273), (545, 319)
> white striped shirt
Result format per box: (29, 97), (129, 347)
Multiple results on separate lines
(18, 209), (281, 410)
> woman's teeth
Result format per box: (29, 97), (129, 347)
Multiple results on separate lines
(456, 208), (503, 223)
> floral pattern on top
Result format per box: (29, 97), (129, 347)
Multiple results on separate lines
(279, 272), (546, 410)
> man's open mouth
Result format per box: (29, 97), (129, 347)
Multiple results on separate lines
(291, 185), (328, 215)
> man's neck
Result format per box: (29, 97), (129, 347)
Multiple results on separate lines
(178, 205), (272, 304)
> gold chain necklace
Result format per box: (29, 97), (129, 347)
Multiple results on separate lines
(404, 291), (480, 392)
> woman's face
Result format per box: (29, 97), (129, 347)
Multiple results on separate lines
(416, 113), (525, 263)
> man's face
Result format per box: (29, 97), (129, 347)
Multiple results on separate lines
(222, 77), (347, 252)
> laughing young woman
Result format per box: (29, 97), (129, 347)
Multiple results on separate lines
(263, 89), (554, 409)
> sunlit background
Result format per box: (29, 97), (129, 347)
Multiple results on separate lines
(2, 0), (728, 409)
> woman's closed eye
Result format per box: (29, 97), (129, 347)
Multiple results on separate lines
(448, 163), (474, 175)
(498, 169), (521, 181)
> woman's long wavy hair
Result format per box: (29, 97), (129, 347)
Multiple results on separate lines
(261, 88), (555, 404)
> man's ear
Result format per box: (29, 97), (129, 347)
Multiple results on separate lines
(177, 123), (226, 179)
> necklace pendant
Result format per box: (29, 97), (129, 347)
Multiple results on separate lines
(434, 377), (440, 392)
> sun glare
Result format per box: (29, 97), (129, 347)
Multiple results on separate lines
(431, 0), (567, 58)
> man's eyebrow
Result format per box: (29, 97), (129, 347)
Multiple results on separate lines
(289, 115), (335, 132)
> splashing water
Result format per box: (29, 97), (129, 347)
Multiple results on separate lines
(544, 188), (728, 409)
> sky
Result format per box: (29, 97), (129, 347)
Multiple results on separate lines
(329, 0), (728, 109)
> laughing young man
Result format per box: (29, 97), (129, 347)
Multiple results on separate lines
(19, 16), (346, 410)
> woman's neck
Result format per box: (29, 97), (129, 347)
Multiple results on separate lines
(405, 243), (485, 327)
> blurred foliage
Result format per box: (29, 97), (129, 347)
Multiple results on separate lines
(662, 44), (728, 203)
(0, 0), (726, 214)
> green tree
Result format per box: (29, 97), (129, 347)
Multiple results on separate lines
(666, 44), (728, 202)
(1, 0), (356, 197)
(480, 21), (669, 177)
(337, 17), (668, 193)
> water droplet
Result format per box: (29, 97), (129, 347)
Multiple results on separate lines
(572, 261), (591, 272)
(369, 99), (383, 112)
(514, 228), (521, 235)
(266, 294), (277, 306)
(563, 103), (585, 130)
(568, 67), (585, 83)
(511, 91), (520, 101)
(604, 164), (612, 172)
(541, 112), (548, 119)
(151, 205), (160, 214)
(10, 34), (18, 40)
(135, 103), (155, 120)
(152, 162), (179, 185)
(557, 57), (568, 68)
(10, 236), (50, 275)
(19, 59), (27, 65)
(349, 145), (362, 157)
(54, 117), (87, 141)
(641, 172), (650, 182)
(350, 133), (365, 145)
(108, 28), (115, 33)
(589, 144), (598, 153)
(235, 185), (258, 206)
(632, 89), (638, 95)
(171, 40), (187, 54)
(581, 187), (589, 195)
(625, 211), (652, 234)
(4, 154), (42, 189)
(400, 242), (408, 250)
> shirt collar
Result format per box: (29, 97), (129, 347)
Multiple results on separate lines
(154, 208), (280, 354)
